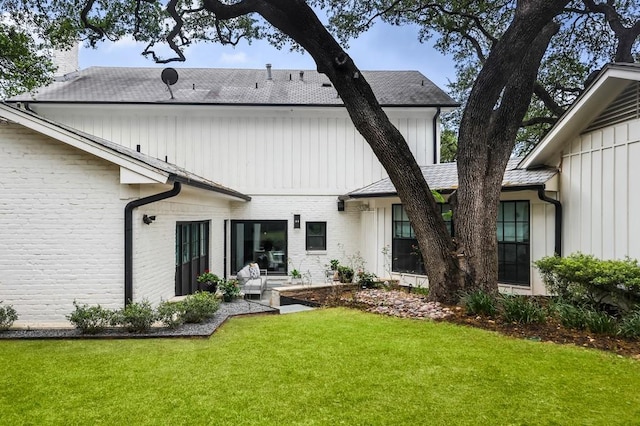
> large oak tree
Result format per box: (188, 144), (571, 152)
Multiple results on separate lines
(3, 0), (639, 303)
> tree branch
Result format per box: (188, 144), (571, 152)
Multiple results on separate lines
(533, 82), (566, 117)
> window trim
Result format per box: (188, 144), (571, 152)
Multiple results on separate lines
(497, 200), (531, 286)
(305, 221), (327, 251)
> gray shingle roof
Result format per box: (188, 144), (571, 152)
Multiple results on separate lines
(10, 67), (458, 106)
(348, 159), (558, 198)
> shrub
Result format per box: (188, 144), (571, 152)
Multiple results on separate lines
(0, 301), (18, 331)
(181, 292), (220, 323)
(551, 301), (618, 334)
(113, 300), (156, 333)
(66, 301), (114, 334)
(461, 290), (498, 317)
(156, 300), (186, 329)
(535, 253), (640, 313)
(618, 308), (640, 339)
(219, 279), (241, 301)
(500, 295), (546, 324)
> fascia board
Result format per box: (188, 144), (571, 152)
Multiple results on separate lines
(521, 67), (640, 169)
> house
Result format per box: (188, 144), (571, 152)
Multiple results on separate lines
(346, 62), (640, 296)
(2, 64), (457, 325)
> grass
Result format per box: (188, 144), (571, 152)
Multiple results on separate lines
(1, 308), (639, 425)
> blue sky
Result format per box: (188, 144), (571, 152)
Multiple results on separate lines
(78, 21), (457, 92)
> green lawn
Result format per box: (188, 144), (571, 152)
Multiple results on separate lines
(1, 308), (639, 425)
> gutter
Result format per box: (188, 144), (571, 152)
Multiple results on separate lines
(433, 107), (441, 164)
(124, 182), (182, 306)
(502, 184), (562, 256)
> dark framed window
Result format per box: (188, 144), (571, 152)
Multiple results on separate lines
(497, 201), (530, 286)
(391, 204), (452, 274)
(306, 222), (327, 251)
(175, 221), (209, 296)
(231, 220), (287, 275)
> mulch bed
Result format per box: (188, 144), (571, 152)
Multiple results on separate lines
(280, 286), (640, 359)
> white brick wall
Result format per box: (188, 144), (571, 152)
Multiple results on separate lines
(230, 195), (364, 283)
(0, 124), (129, 324)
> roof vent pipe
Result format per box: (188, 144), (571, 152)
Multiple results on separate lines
(299, 71), (304, 81)
(266, 63), (272, 80)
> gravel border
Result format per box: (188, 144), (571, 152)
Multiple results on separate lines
(0, 299), (277, 340)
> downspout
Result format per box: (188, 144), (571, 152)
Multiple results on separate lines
(432, 107), (441, 164)
(537, 187), (562, 256)
(124, 182), (182, 306)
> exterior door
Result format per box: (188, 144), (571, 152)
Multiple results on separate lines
(175, 221), (210, 296)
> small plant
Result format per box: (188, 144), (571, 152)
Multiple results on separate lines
(461, 290), (498, 317)
(337, 265), (354, 283)
(219, 279), (242, 302)
(182, 291), (220, 323)
(409, 285), (429, 296)
(290, 269), (302, 279)
(0, 301), (18, 331)
(551, 301), (588, 330)
(329, 259), (340, 271)
(357, 271), (378, 288)
(156, 300), (187, 329)
(583, 309), (618, 334)
(500, 295), (546, 324)
(66, 301), (114, 334)
(197, 270), (222, 292)
(113, 300), (156, 333)
(618, 308), (640, 339)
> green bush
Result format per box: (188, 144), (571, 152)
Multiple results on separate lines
(0, 301), (18, 331)
(618, 308), (640, 339)
(357, 271), (378, 288)
(337, 266), (354, 283)
(500, 295), (546, 324)
(583, 310), (618, 334)
(551, 301), (588, 330)
(181, 292), (220, 323)
(461, 290), (498, 317)
(156, 300), (186, 329)
(113, 300), (156, 333)
(535, 253), (640, 313)
(66, 301), (114, 334)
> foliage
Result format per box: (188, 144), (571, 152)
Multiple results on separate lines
(619, 308), (640, 339)
(499, 295), (546, 324)
(197, 270), (221, 284)
(461, 289), (498, 317)
(0, 301), (18, 331)
(112, 300), (156, 333)
(550, 301), (589, 330)
(66, 301), (114, 334)
(181, 291), (221, 323)
(409, 285), (430, 296)
(329, 259), (340, 271)
(156, 300), (186, 329)
(550, 300), (619, 334)
(337, 265), (354, 283)
(290, 269), (302, 279)
(439, 129), (457, 163)
(535, 253), (640, 313)
(2, 309), (640, 424)
(356, 270), (378, 288)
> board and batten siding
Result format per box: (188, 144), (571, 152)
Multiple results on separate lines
(34, 105), (439, 194)
(560, 117), (640, 260)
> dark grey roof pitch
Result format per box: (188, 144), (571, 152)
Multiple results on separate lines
(10, 67), (458, 107)
(348, 159), (558, 198)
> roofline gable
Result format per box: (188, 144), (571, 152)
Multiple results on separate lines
(521, 63), (640, 169)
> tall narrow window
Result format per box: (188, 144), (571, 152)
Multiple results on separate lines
(497, 201), (530, 286)
(231, 220), (287, 275)
(175, 221), (210, 296)
(391, 204), (452, 274)
(306, 222), (327, 251)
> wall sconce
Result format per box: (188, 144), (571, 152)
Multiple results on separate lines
(337, 200), (345, 211)
(143, 214), (156, 225)
(293, 214), (301, 229)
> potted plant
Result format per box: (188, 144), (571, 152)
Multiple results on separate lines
(337, 265), (354, 283)
(197, 270), (221, 293)
(329, 259), (340, 281)
(290, 269), (302, 285)
(218, 279), (241, 302)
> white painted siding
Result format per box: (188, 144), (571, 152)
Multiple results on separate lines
(561, 117), (640, 260)
(33, 105), (438, 194)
